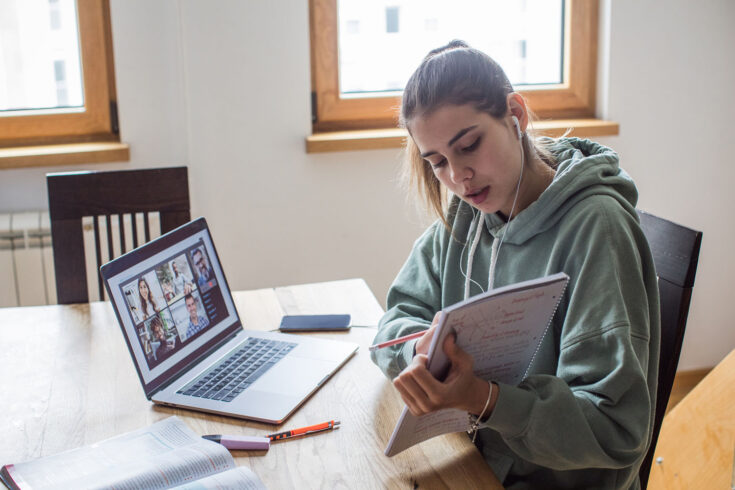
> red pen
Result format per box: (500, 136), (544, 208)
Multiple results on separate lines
(267, 420), (340, 441)
(368, 330), (427, 352)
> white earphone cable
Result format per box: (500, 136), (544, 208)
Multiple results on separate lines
(461, 118), (526, 299)
(488, 132), (525, 290)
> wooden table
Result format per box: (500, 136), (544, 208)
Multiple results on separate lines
(0, 278), (501, 489)
(647, 348), (735, 489)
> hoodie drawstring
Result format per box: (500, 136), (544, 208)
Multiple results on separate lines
(464, 211), (485, 300)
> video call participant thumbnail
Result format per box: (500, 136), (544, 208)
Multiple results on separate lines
(171, 259), (194, 296)
(149, 315), (180, 363)
(191, 248), (215, 293)
(138, 277), (159, 319)
(184, 293), (210, 340)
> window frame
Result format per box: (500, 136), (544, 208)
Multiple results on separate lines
(309, 0), (599, 133)
(0, 0), (119, 148)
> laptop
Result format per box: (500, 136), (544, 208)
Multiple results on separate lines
(101, 217), (358, 424)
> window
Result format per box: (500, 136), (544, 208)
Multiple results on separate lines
(310, 0), (602, 136)
(0, 0), (122, 154)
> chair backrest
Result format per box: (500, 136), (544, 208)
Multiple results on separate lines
(47, 167), (190, 305)
(636, 209), (702, 488)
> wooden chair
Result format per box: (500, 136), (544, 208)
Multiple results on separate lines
(637, 210), (702, 488)
(47, 167), (190, 304)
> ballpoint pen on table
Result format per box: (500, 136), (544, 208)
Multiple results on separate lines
(368, 330), (427, 352)
(267, 420), (340, 441)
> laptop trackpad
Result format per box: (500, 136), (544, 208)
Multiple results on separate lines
(250, 356), (335, 396)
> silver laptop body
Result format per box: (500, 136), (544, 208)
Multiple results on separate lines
(101, 217), (357, 424)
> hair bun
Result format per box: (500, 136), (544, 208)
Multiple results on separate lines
(425, 39), (469, 60)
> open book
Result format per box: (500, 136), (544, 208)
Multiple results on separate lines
(385, 272), (569, 457)
(1, 417), (266, 490)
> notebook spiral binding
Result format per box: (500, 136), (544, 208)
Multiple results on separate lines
(522, 275), (570, 381)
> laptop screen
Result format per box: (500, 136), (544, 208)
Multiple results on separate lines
(102, 218), (240, 396)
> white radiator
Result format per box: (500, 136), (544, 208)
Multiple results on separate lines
(0, 211), (162, 306)
(0, 211), (56, 307)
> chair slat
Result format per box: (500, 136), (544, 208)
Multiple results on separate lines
(119, 214), (126, 254)
(143, 212), (150, 243)
(93, 215), (103, 300)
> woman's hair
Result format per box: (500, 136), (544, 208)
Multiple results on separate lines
(138, 277), (158, 314)
(149, 315), (164, 338)
(400, 40), (556, 228)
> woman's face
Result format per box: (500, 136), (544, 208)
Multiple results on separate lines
(408, 103), (523, 217)
(139, 280), (149, 299)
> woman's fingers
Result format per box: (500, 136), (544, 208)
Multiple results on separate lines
(396, 337), (482, 414)
(415, 311), (443, 356)
(408, 365), (448, 409)
(394, 355), (442, 415)
(443, 334), (473, 372)
(393, 377), (421, 414)
(394, 354), (455, 414)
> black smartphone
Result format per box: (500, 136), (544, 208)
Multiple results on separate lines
(279, 314), (351, 332)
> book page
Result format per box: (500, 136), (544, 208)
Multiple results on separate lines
(2, 417), (237, 490)
(385, 273), (569, 457)
(174, 467), (266, 490)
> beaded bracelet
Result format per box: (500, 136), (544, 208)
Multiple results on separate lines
(468, 380), (494, 443)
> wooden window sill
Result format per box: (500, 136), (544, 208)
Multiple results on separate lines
(306, 118), (619, 153)
(0, 142), (130, 169)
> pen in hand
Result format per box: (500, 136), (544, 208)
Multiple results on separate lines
(368, 330), (427, 352)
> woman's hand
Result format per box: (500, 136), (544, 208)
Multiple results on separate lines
(415, 311), (442, 356)
(393, 334), (493, 417)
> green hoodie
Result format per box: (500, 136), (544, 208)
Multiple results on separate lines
(371, 138), (660, 489)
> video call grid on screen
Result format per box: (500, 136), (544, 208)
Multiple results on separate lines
(107, 229), (238, 383)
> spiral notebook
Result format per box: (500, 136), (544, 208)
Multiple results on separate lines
(384, 272), (569, 457)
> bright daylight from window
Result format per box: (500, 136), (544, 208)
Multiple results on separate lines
(338, 0), (563, 95)
(0, 0), (83, 112)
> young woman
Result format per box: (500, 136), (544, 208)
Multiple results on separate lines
(149, 315), (178, 362)
(370, 41), (660, 489)
(138, 277), (158, 319)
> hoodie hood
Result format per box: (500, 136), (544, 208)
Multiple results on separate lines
(483, 137), (638, 245)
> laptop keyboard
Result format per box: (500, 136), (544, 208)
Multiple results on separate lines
(178, 338), (297, 402)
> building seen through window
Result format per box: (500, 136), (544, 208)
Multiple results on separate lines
(385, 6), (400, 34)
(337, 0), (563, 95)
(0, 0), (83, 112)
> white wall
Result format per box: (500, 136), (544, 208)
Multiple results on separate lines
(0, 0), (732, 370)
(173, 0), (421, 308)
(595, 0), (735, 370)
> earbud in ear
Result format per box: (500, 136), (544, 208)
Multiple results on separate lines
(511, 115), (522, 140)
